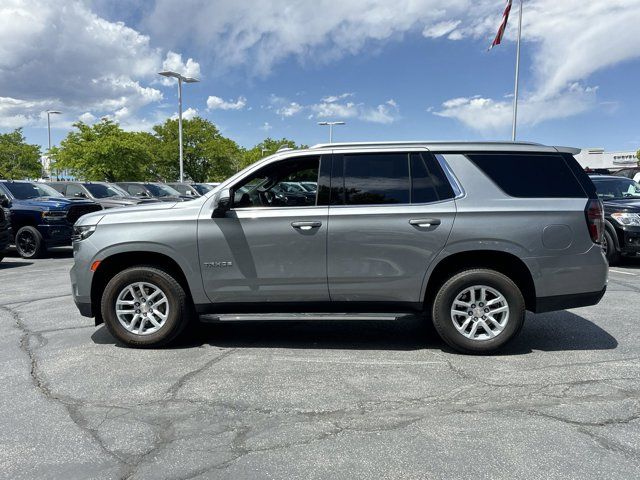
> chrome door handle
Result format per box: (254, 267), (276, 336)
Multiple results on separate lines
(409, 218), (441, 228)
(291, 221), (322, 231)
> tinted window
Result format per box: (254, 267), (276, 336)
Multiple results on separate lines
(591, 178), (640, 200)
(48, 183), (66, 194)
(84, 183), (124, 198)
(1, 182), (63, 199)
(466, 153), (586, 198)
(343, 153), (409, 205)
(66, 184), (86, 198)
(232, 156), (320, 208)
(145, 184), (181, 197)
(410, 153), (455, 203)
(123, 184), (147, 196)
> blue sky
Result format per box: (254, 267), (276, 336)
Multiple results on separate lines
(2, 0), (639, 152)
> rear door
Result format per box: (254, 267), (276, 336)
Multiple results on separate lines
(327, 149), (457, 304)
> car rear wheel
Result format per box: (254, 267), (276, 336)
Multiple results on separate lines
(432, 269), (525, 354)
(602, 229), (621, 265)
(101, 266), (192, 347)
(15, 226), (46, 259)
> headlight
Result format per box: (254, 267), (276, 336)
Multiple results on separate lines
(611, 212), (640, 226)
(72, 225), (96, 241)
(41, 210), (67, 221)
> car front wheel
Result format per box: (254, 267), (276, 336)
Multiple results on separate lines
(15, 226), (46, 259)
(101, 266), (192, 347)
(432, 269), (525, 354)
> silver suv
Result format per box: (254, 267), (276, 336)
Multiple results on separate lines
(71, 142), (608, 353)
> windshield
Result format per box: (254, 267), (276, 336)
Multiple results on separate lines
(2, 182), (63, 200)
(193, 183), (213, 195)
(592, 178), (640, 200)
(145, 183), (181, 197)
(84, 183), (125, 199)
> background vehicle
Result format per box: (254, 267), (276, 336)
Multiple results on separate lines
(590, 175), (640, 264)
(71, 141), (607, 353)
(47, 181), (159, 209)
(0, 195), (10, 262)
(167, 182), (215, 198)
(0, 180), (102, 258)
(615, 167), (640, 183)
(116, 182), (192, 202)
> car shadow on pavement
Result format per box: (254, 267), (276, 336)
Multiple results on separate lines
(91, 309), (617, 354)
(5, 246), (74, 260)
(0, 260), (33, 269)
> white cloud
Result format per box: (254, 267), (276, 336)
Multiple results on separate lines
(321, 93), (354, 103)
(422, 20), (461, 39)
(311, 101), (359, 119)
(0, 0), (205, 131)
(435, 84), (598, 134)
(160, 51), (201, 85)
(276, 102), (303, 117)
(260, 122), (272, 131)
(360, 99), (401, 124)
(78, 112), (96, 123)
(170, 107), (198, 121)
(206, 95), (247, 111)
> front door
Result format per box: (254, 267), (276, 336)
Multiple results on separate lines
(198, 155), (330, 304)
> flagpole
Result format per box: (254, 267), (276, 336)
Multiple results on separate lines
(511, 0), (523, 141)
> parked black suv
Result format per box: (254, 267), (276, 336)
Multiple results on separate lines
(47, 181), (158, 209)
(590, 175), (640, 264)
(116, 182), (192, 202)
(0, 180), (102, 258)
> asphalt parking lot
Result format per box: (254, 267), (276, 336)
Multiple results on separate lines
(1, 249), (639, 480)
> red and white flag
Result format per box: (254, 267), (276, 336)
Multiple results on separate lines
(489, 0), (512, 50)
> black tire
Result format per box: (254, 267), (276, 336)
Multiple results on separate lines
(101, 266), (192, 347)
(603, 229), (621, 266)
(15, 226), (46, 259)
(432, 269), (525, 354)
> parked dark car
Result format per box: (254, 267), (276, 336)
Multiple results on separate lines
(615, 167), (640, 182)
(47, 181), (158, 209)
(0, 196), (11, 262)
(590, 175), (640, 264)
(116, 182), (192, 202)
(0, 180), (102, 258)
(167, 182), (215, 198)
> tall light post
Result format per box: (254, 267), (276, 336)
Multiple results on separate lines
(46, 110), (61, 152)
(46, 110), (61, 179)
(158, 71), (200, 182)
(317, 121), (345, 144)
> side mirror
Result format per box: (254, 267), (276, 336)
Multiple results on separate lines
(0, 194), (10, 208)
(212, 189), (232, 218)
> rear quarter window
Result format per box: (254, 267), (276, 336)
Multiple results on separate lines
(466, 153), (587, 198)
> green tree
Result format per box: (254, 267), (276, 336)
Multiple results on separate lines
(636, 148), (639, 166)
(51, 120), (153, 182)
(151, 117), (242, 182)
(241, 137), (307, 170)
(0, 128), (42, 179)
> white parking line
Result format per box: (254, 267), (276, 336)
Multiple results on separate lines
(609, 269), (638, 276)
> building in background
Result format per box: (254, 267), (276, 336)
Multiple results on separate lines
(574, 148), (638, 171)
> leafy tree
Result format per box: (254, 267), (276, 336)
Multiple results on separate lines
(151, 117), (242, 182)
(241, 138), (307, 170)
(51, 120), (153, 182)
(0, 128), (42, 179)
(636, 148), (639, 166)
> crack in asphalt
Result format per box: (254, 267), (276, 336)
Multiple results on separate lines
(5, 295), (640, 478)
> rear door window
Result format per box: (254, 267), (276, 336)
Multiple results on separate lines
(466, 153), (587, 198)
(342, 153), (410, 205)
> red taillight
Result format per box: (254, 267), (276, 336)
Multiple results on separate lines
(585, 199), (604, 244)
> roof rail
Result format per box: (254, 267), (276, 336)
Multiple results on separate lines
(276, 146), (295, 153)
(309, 140), (544, 149)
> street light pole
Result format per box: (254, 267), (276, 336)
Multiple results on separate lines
(46, 110), (61, 179)
(317, 121), (345, 144)
(158, 71), (200, 182)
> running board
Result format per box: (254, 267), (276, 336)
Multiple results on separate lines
(199, 313), (412, 323)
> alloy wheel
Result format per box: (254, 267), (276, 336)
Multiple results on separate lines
(115, 282), (170, 335)
(450, 285), (510, 341)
